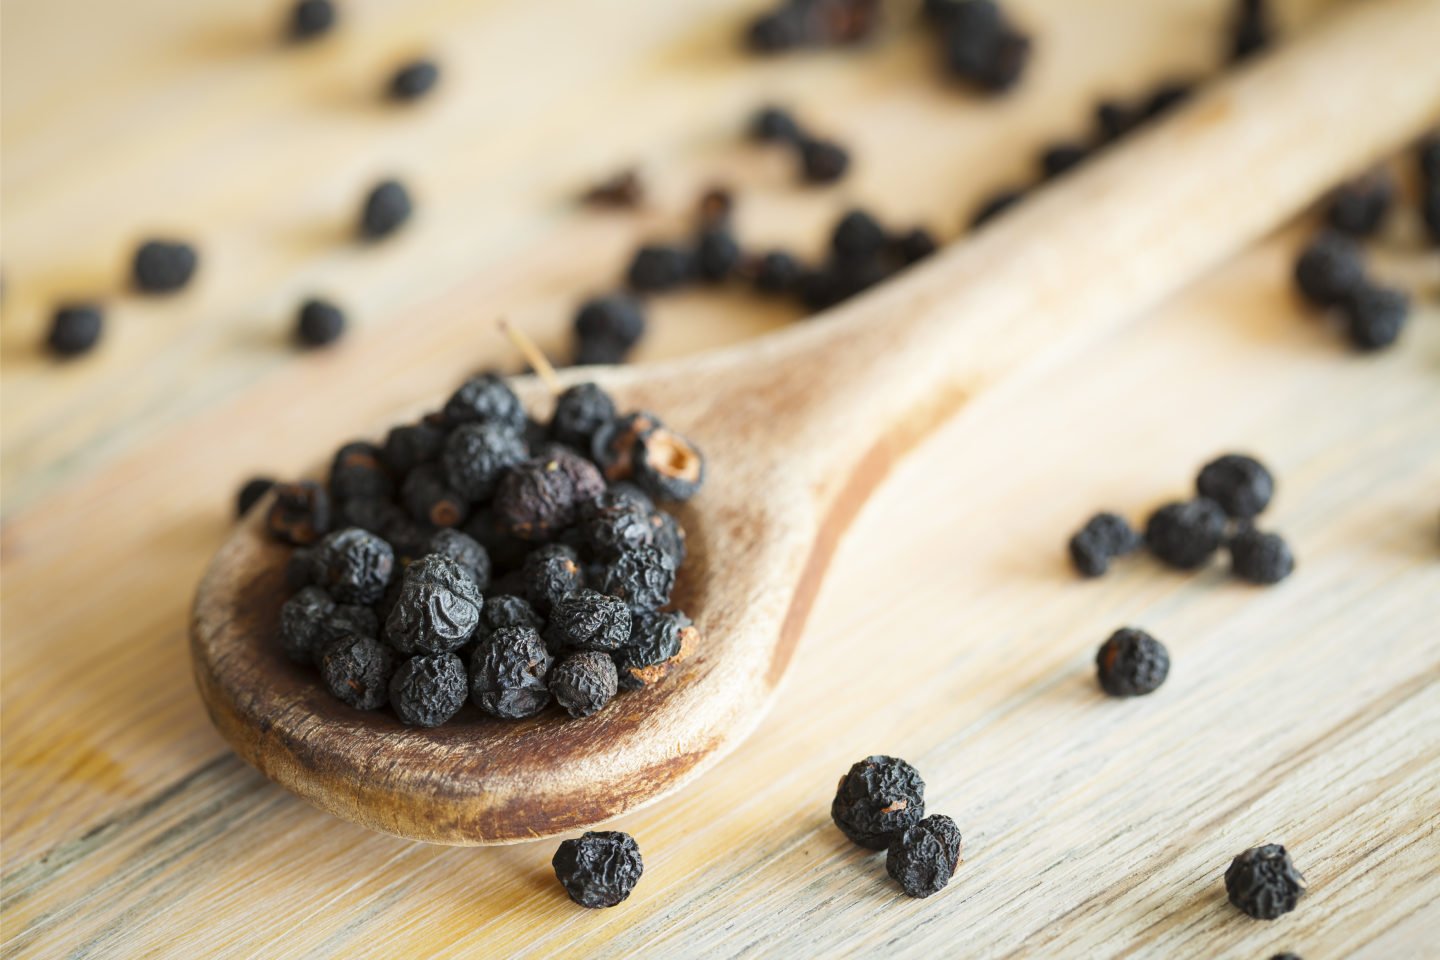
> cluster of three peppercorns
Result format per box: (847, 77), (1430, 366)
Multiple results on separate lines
(261, 374), (704, 727)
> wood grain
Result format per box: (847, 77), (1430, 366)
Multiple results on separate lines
(4, 0), (1439, 956)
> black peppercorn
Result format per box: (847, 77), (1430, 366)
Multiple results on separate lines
(320, 633), (394, 710)
(626, 244), (695, 292)
(832, 755), (926, 849)
(1229, 527), (1295, 585)
(552, 832), (643, 908)
(388, 58), (440, 101)
(746, 8), (804, 53)
(612, 610), (694, 690)
(401, 463), (468, 528)
(579, 494), (655, 560)
(969, 188), (1024, 229)
(444, 373), (526, 431)
(1196, 453), (1274, 520)
(1095, 627), (1169, 697)
(752, 250), (805, 294)
(1229, 0), (1272, 63)
(938, 1), (1030, 93)
(267, 481), (331, 545)
(798, 137), (850, 184)
(288, 0), (335, 41)
(330, 441), (393, 501)
(132, 240), (199, 293)
(1293, 229), (1365, 308)
(1095, 99), (1140, 143)
(546, 588), (632, 652)
(424, 528), (491, 590)
(494, 449), (606, 541)
(1325, 170), (1394, 237)
(549, 383), (617, 452)
(383, 421), (447, 476)
(832, 209), (887, 262)
(1343, 282), (1409, 351)
(318, 603), (380, 651)
(384, 553), (484, 655)
(296, 298), (346, 348)
(470, 624), (553, 719)
(885, 814), (962, 899)
(1225, 844), (1306, 920)
(632, 427), (705, 503)
(1068, 512), (1141, 578)
(473, 592), (542, 642)
(1141, 80), (1194, 120)
(1040, 142), (1088, 179)
(574, 294), (646, 362)
(550, 650), (619, 718)
(591, 411), (662, 482)
(1422, 183), (1440, 246)
(334, 496), (406, 540)
(359, 179), (413, 240)
(46, 304), (103, 358)
(442, 422), (528, 502)
(522, 543), (586, 615)
(389, 652), (468, 727)
(751, 105), (802, 143)
(1270, 954), (1303, 960)
(237, 477), (275, 518)
(280, 586), (337, 664)
(601, 544), (675, 614)
(1145, 498), (1227, 569)
(310, 527), (395, 605)
(891, 227), (938, 266)
(694, 228), (741, 283)
(285, 548), (316, 591)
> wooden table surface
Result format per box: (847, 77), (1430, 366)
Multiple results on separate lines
(3, 0), (1437, 957)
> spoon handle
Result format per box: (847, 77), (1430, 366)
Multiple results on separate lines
(697, 0), (1440, 508)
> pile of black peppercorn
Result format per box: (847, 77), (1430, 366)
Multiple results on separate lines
(251, 372), (704, 727)
(830, 756), (963, 899)
(1068, 453), (1295, 586)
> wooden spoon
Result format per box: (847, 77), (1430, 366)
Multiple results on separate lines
(192, 0), (1440, 845)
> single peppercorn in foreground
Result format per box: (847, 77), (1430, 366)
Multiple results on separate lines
(553, 832), (644, 908)
(1095, 627), (1169, 697)
(1225, 844), (1306, 920)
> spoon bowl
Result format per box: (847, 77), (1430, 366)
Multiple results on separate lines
(192, 0), (1440, 844)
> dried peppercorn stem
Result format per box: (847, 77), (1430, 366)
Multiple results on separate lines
(499, 318), (563, 395)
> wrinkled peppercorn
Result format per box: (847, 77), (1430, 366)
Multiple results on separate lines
(359, 179), (413, 240)
(310, 527), (395, 604)
(752, 105), (802, 143)
(550, 383), (617, 451)
(330, 441), (393, 501)
(317, 603), (380, 652)
(523, 543), (586, 615)
(1326, 170), (1394, 237)
(626, 245), (695, 292)
(237, 477), (276, 517)
(425, 528), (492, 590)
(1145, 498), (1227, 569)
(494, 449), (606, 541)
(1196, 454), (1274, 520)
(132, 240), (199, 293)
(401, 463), (468, 528)
(579, 495), (656, 560)
(550, 650), (619, 718)
(886, 814), (962, 898)
(1068, 512), (1141, 578)
(613, 610), (694, 690)
(798, 137), (850, 184)
(832, 755), (926, 849)
(632, 427), (705, 502)
(591, 411), (661, 481)
(969, 188), (1024, 229)
(1229, 0), (1272, 63)
(46, 304), (103, 358)
(384, 553), (484, 655)
(553, 831), (644, 908)
(1229, 528), (1295, 585)
(470, 624), (553, 718)
(1293, 230), (1365, 308)
(473, 592), (543, 643)
(320, 634), (394, 710)
(1343, 282), (1409, 351)
(601, 544), (676, 613)
(267, 481), (331, 545)
(383, 421), (446, 476)
(547, 588), (632, 652)
(443, 373), (527, 432)
(388, 58), (439, 101)
(442, 422), (528, 502)
(280, 586), (337, 664)
(1225, 844), (1306, 920)
(1095, 627), (1169, 697)
(297, 298), (346, 348)
(389, 652), (467, 726)
(288, 0), (335, 41)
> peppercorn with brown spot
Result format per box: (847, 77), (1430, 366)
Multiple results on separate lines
(401, 464), (469, 528)
(1095, 627), (1169, 697)
(494, 448), (606, 540)
(470, 625), (553, 719)
(267, 481), (331, 545)
(832, 755), (926, 849)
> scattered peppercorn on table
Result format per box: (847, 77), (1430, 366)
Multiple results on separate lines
(3, 0), (1439, 957)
